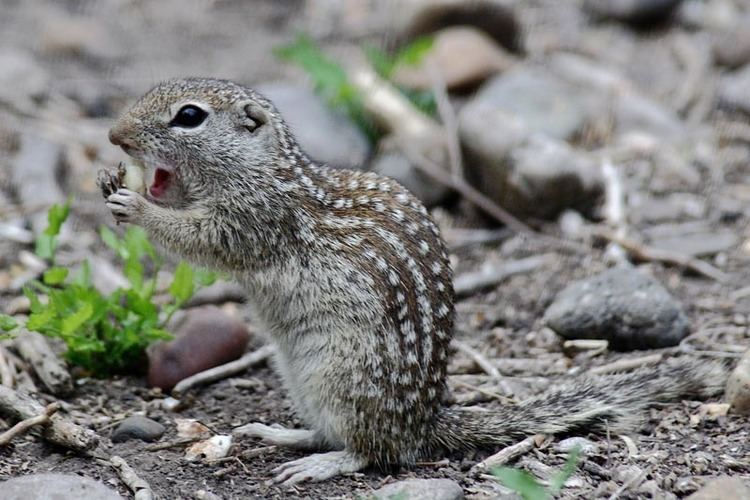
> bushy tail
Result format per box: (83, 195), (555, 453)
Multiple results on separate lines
(433, 359), (728, 452)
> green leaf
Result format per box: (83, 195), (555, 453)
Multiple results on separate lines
(491, 467), (549, 500)
(35, 234), (55, 261)
(0, 314), (18, 332)
(73, 260), (92, 287)
(124, 257), (144, 291)
(393, 36), (434, 67)
(548, 446), (582, 494)
(43, 267), (69, 285)
(26, 306), (55, 333)
(44, 200), (71, 237)
(169, 262), (194, 304)
(99, 226), (122, 256)
(61, 302), (94, 335)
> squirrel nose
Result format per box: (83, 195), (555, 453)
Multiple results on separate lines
(108, 124), (137, 149)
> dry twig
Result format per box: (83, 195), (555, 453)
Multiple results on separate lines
(593, 229), (729, 282)
(0, 346), (14, 388)
(172, 345), (274, 398)
(588, 354), (663, 375)
(111, 455), (154, 500)
(471, 434), (546, 472)
(0, 402), (59, 446)
(0, 386), (98, 451)
(14, 330), (73, 396)
(454, 255), (552, 297)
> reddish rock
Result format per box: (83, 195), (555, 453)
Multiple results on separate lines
(148, 306), (250, 391)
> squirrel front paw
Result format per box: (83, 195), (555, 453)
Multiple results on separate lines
(105, 188), (147, 224)
(97, 164), (126, 199)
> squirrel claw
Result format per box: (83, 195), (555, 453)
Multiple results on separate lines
(270, 451), (366, 486)
(106, 188), (144, 224)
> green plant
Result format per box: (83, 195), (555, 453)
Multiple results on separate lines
(274, 34), (436, 142)
(491, 446), (582, 500)
(0, 201), (216, 376)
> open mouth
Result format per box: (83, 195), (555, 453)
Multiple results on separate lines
(149, 168), (172, 198)
(123, 158), (174, 200)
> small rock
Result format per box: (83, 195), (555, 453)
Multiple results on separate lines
(460, 66), (599, 141)
(644, 224), (738, 257)
(176, 418), (212, 439)
(719, 64), (750, 116)
(148, 306), (251, 391)
(370, 150), (450, 207)
(255, 82), (370, 168)
(612, 464), (645, 487)
(556, 437), (598, 455)
(372, 478), (464, 500)
(0, 473), (123, 500)
(687, 476), (750, 500)
(584, 0), (683, 26)
(186, 435), (233, 461)
(726, 349), (750, 415)
(400, 0), (520, 52)
(544, 267), (690, 351)
(461, 117), (603, 218)
(675, 476), (700, 495)
(111, 415), (165, 443)
(714, 16), (750, 68)
(393, 26), (515, 91)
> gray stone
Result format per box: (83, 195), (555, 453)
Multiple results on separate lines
(370, 151), (450, 207)
(584, 0), (683, 26)
(718, 64), (750, 116)
(460, 110), (603, 218)
(687, 476), (750, 500)
(111, 415), (165, 443)
(714, 16), (750, 68)
(0, 473), (123, 500)
(544, 267), (690, 351)
(643, 223), (738, 257)
(372, 478), (464, 500)
(461, 67), (598, 141)
(255, 82), (370, 168)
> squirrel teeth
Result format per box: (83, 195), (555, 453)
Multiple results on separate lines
(122, 159), (146, 194)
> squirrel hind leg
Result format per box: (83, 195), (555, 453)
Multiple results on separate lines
(270, 450), (368, 486)
(234, 422), (324, 451)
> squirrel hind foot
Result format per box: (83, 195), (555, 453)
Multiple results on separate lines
(270, 450), (367, 486)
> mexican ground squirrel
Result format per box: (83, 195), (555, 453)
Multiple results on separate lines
(100, 78), (726, 485)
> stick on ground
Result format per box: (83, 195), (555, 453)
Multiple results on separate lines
(172, 345), (274, 398)
(0, 385), (98, 451)
(14, 330), (73, 396)
(0, 402), (59, 446)
(471, 434), (546, 473)
(111, 455), (154, 500)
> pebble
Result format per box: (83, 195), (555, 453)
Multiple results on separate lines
(584, 0), (683, 26)
(556, 436), (598, 455)
(0, 473), (123, 500)
(714, 15), (750, 68)
(148, 306), (251, 391)
(725, 349), (750, 415)
(111, 415), (166, 443)
(718, 64), (750, 116)
(612, 464), (645, 487)
(686, 476), (750, 500)
(644, 224), (738, 257)
(371, 478), (464, 500)
(461, 117), (603, 218)
(370, 150), (450, 207)
(255, 82), (370, 168)
(392, 26), (514, 91)
(460, 66), (597, 141)
(544, 267), (690, 351)
(400, 0), (520, 52)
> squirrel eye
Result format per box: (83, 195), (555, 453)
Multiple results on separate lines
(170, 105), (207, 128)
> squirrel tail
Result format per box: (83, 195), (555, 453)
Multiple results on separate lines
(432, 358), (728, 452)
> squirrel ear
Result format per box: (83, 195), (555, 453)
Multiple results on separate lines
(242, 102), (268, 133)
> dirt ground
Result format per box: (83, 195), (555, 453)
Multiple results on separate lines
(1, 0), (750, 499)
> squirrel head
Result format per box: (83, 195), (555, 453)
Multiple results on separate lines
(109, 77), (290, 206)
